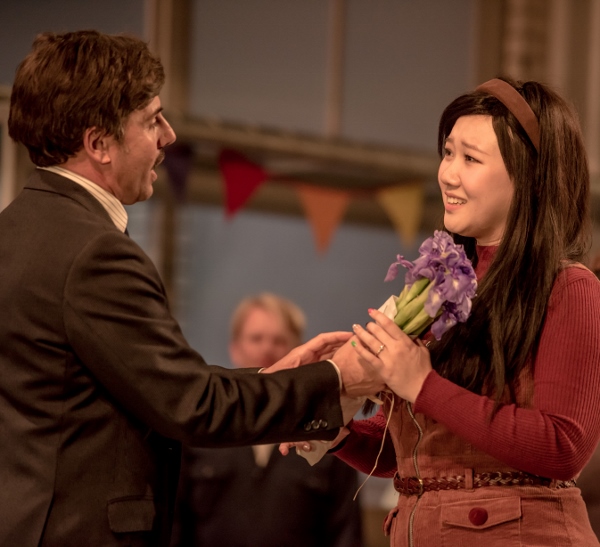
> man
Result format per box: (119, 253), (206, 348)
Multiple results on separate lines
(171, 293), (363, 546)
(0, 31), (380, 547)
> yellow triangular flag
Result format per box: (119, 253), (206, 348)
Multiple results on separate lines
(295, 184), (350, 254)
(377, 183), (424, 246)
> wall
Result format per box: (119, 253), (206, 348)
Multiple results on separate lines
(0, 0), (144, 85)
(189, 0), (476, 151)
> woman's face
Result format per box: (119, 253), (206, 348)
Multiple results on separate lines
(438, 115), (514, 245)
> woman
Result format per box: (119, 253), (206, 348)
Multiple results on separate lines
(324, 79), (600, 545)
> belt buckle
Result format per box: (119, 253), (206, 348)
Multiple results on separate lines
(412, 476), (424, 496)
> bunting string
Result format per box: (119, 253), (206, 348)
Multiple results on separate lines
(166, 147), (425, 254)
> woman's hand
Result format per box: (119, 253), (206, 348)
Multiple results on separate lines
(351, 308), (432, 403)
(265, 331), (352, 373)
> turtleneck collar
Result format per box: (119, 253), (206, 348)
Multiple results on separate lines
(475, 244), (498, 279)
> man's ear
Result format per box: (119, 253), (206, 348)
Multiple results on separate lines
(82, 127), (112, 165)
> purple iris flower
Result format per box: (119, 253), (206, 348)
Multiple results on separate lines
(385, 231), (477, 340)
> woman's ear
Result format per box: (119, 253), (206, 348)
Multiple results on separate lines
(82, 127), (112, 165)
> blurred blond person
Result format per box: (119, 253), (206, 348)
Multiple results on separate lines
(171, 293), (363, 547)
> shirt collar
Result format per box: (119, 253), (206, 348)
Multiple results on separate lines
(38, 166), (128, 233)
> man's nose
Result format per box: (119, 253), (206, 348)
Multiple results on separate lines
(160, 117), (177, 147)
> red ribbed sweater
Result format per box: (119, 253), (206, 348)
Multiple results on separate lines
(336, 246), (600, 481)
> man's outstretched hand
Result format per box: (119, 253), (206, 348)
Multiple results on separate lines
(265, 331), (352, 373)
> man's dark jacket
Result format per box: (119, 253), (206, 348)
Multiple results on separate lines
(0, 170), (343, 546)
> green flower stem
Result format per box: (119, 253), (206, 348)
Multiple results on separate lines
(394, 282), (432, 328)
(396, 277), (429, 309)
(402, 307), (434, 336)
(395, 285), (410, 309)
(411, 321), (433, 339)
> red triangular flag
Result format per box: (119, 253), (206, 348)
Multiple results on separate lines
(219, 149), (269, 217)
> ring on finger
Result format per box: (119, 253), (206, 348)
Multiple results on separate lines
(376, 344), (385, 356)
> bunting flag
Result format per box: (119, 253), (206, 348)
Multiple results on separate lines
(219, 149), (269, 217)
(295, 184), (350, 254)
(376, 183), (424, 246)
(216, 147), (425, 254)
(163, 143), (194, 202)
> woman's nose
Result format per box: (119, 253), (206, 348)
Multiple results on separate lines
(438, 158), (459, 187)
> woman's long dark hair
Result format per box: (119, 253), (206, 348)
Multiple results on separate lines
(430, 78), (591, 403)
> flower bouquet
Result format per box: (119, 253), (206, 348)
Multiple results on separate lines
(296, 231), (477, 466)
(378, 230), (477, 341)
(358, 230), (477, 416)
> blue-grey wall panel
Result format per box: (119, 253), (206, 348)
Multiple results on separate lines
(159, 204), (425, 369)
(189, 0), (329, 132)
(0, 0), (145, 85)
(188, 0), (475, 151)
(342, 0), (475, 151)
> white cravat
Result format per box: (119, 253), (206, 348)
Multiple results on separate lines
(252, 444), (274, 467)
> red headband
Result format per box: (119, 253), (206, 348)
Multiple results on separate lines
(475, 78), (540, 153)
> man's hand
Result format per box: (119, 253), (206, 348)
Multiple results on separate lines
(264, 331), (352, 374)
(279, 427), (350, 465)
(332, 337), (386, 398)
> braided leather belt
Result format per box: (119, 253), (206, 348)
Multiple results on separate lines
(393, 471), (576, 496)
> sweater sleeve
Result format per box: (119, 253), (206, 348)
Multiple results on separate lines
(333, 408), (397, 477)
(413, 268), (600, 480)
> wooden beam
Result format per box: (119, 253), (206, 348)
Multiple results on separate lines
(168, 116), (440, 180)
(324, 0), (346, 138)
(144, 0), (192, 303)
(145, 0), (191, 114)
(154, 163), (445, 236)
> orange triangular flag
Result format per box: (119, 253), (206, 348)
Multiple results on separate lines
(219, 149), (269, 217)
(295, 184), (350, 254)
(376, 183), (424, 246)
